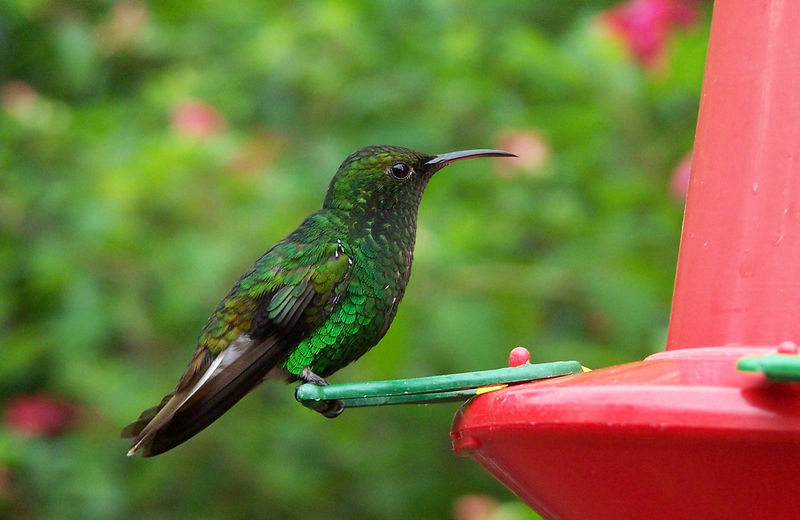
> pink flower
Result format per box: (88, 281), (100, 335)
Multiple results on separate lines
(670, 152), (692, 200)
(170, 99), (226, 138)
(4, 394), (78, 438)
(494, 129), (550, 177)
(453, 494), (499, 520)
(604, 0), (699, 67)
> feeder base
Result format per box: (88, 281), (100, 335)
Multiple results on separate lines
(451, 346), (800, 520)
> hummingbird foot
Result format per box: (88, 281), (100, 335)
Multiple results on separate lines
(299, 367), (331, 386)
(297, 367), (345, 418)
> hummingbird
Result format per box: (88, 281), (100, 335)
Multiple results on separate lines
(122, 145), (515, 456)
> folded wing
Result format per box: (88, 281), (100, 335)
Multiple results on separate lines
(122, 240), (353, 456)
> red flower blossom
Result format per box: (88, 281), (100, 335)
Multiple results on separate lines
(170, 99), (226, 138)
(4, 394), (78, 438)
(604, 0), (699, 67)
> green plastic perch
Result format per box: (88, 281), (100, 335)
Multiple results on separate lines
(295, 359), (583, 411)
(737, 353), (800, 382)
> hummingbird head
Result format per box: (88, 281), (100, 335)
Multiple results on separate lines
(322, 145), (515, 215)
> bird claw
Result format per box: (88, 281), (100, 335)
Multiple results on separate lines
(315, 398), (345, 418)
(300, 367), (330, 386)
(298, 367), (345, 419)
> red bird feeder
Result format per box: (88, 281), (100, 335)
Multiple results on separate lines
(451, 2), (800, 519)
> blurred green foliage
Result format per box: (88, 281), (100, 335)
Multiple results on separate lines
(0, 1), (709, 519)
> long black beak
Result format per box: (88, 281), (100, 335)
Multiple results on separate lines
(426, 149), (517, 167)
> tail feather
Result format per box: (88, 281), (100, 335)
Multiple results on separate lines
(122, 334), (286, 457)
(120, 395), (173, 440)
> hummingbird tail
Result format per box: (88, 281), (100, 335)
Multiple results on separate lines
(122, 334), (286, 456)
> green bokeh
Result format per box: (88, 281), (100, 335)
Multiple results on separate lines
(0, 1), (709, 519)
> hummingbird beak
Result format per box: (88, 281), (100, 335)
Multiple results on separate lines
(425, 149), (517, 170)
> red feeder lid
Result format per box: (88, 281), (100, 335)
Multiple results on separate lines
(451, 346), (800, 520)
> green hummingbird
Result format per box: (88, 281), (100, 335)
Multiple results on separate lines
(122, 145), (515, 456)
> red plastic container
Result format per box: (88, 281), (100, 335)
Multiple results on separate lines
(452, 346), (800, 519)
(667, 0), (800, 350)
(451, 2), (800, 518)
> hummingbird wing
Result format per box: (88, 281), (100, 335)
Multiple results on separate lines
(122, 238), (353, 456)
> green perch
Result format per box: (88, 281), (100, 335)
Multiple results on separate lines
(295, 360), (583, 410)
(737, 353), (800, 382)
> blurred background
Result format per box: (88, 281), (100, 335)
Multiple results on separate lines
(1, 1), (709, 519)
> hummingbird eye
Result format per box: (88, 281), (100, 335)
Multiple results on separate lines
(388, 161), (413, 180)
